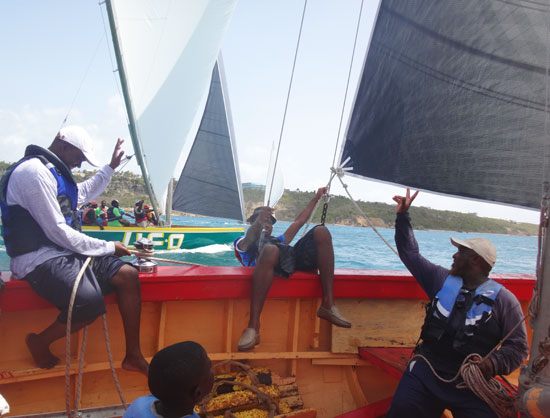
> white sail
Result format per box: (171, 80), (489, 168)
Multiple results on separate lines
(108, 0), (237, 211)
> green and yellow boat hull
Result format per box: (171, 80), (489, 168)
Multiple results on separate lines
(81, 225), (244, 250)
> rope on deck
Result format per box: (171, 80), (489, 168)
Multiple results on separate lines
(65, 256), (127, 418)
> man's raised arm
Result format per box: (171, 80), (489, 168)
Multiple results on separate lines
(284, 187), (327, 244)
(237, 207), (274, 251)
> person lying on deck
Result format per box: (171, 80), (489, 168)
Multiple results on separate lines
(0, 126), (148, 375)
(387, 188), (528, 418)
(234, 187), (351, 352)
(123, 341), (213, 418)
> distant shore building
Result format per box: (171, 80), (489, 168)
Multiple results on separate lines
(242, 182), (265, 191)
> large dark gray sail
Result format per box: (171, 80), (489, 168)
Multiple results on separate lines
(341, 0), (549, 210)
(172, 61), (244, 221)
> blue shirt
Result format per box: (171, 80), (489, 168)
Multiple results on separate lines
(123, 395), (200, 418)
(234, 233), (286, 266)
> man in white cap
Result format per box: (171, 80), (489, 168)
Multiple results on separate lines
(0, 126), (148, 375)
(386, 188), (528, 417)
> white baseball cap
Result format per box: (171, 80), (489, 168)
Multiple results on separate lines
(450, 237), (497, 268)
(58, 125), (100, 167)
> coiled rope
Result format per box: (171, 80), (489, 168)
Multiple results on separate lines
(412, 309), (530, 418)
(65, 256), (127, 417)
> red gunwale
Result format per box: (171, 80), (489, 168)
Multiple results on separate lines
(0, 267), (535, 313)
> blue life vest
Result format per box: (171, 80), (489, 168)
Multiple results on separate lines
(420, 275), (503, 359)
(0, 145), (81, 257)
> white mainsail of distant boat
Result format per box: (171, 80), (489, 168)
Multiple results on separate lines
(105, 0), (240, 219)
(81, 0), (246, 251)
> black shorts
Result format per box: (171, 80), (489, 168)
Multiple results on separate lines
(23, 254), (130, 324)
(293, 226), (319, 271)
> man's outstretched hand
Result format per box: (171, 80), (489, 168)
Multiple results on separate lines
(109, 138), (126, 170)
(114, 241), (131, 257)
(392, 188), (419, 213)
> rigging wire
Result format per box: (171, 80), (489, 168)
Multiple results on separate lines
(59, 35), (104, 130)
(301, 0), (367, 236)
(265, 0), (309, 207)
(330, 0), (366, 170)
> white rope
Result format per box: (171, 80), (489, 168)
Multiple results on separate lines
(330, 0), (366, 169)
(266, 0), (309, 206)
(332, 166), (398, 256)
(129, 250), (203, 267)
(65, 256), (92, 418)
(64, 256), (130, 416)
(102, 314), (128, 409)
(413, 353), (516, 418)
(74, 326), (88, 414)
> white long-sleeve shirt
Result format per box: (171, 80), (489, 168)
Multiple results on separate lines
(6, 158), (116, 278)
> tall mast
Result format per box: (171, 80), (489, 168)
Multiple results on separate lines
(517, 207), (550, 411)
(104, 0), (162, 220)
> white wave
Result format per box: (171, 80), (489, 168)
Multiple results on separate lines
(153, 244), (232, 255)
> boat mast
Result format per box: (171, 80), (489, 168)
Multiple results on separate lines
(518, 198), (550, 415)
(165, 178), (173, 227)
(104, 0), (162, 221)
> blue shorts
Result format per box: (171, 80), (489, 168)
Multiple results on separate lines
(23, 254), (131, 324)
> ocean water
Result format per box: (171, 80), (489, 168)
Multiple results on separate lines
(0, 215), (537, 275)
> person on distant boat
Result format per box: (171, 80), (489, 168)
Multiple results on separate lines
(134, 199), (149, 228)
(234, 187), (351, 351)
(144, 205), (159, 226)
(0, 126), (148, 375)
(99, 211), (108, 227)
(81, 200), (104, 229)
(108, 199), (131, 227)
(97, 199), (108, 218)
(123, 341), (213, 418)
(387, 188), (528, 418)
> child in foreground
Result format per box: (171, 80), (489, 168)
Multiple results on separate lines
(123, 341), (214, 418)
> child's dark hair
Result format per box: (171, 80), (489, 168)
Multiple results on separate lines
(148, 341), (208, 406)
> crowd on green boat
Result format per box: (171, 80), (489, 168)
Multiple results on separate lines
(80, 198), (158, 229)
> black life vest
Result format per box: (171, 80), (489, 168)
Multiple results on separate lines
(0, 145), (80, 257)
(416, 275), (503, 374)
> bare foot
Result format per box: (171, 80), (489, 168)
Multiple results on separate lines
(122, 353), (149, 376)
(25, 333), (59, 369)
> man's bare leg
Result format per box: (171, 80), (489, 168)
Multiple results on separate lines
(26, 319), (92, 369)
(314, 226), (335, 309)
(110, 265), (148, 375)
(248, 244), (280, 331)
(314, 226), (351, 328)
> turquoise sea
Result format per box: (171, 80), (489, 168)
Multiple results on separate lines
(0, 215), (538, 275)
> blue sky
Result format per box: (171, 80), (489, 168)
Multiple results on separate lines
(0, 0), (540, 223)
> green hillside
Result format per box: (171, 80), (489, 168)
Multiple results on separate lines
(242, 186), (538, 236)
(0, 161), (538, 235)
